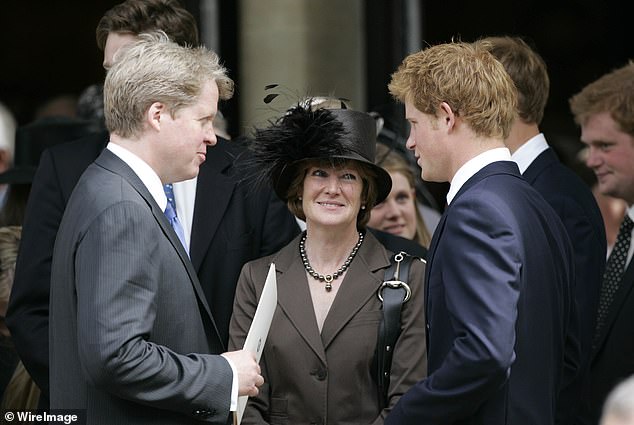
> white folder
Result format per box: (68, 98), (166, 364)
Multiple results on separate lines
(235, 263), (277, 425)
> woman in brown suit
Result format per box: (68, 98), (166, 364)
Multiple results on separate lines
(229, 105), (427, 425)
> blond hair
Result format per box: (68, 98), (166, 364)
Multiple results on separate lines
(104, 31), (233, 138)
(389, 41), (517, 140)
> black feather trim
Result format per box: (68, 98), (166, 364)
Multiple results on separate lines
(263, 93), (279, 104)
(247, 104), (353, 186)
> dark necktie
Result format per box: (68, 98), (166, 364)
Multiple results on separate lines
(593, 214), (633, 348)
(163, 183), (188, 254)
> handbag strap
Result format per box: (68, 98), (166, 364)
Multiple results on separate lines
(376, 251), (413, 407)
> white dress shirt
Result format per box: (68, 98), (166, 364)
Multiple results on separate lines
(106, 145), (197, 253)
(510, 133), (550, 174)
(107, 142), (167, 210)
(446, 147), (512, 205)
(173, 178), (197, 250)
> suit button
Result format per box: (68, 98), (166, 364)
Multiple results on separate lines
(192, 409), (213, 418)
(316, 368), (327, 380)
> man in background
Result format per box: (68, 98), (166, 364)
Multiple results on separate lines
(570, 61), (634, 425)
(477, 35), (606, 424)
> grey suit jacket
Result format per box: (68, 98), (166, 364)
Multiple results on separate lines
(49, 149), (232, 424)
(229, 232), (427, 425)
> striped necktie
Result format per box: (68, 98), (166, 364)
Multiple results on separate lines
(163, 183), (188, 254)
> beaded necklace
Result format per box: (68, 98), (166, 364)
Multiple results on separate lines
(299, 231), (364, 292)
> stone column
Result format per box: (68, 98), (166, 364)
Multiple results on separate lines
(238, 0), (365, 134)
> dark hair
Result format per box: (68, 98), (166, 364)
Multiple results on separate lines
(475, 36), (549, 125)
(285, 159), (378, 229)
(96, 0), (199, 50)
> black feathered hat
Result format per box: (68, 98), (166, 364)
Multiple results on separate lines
(250, 105), (392, 204)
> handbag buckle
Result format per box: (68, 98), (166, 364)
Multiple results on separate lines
(377, 280), (412, 303)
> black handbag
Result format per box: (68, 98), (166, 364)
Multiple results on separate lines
(376, 251), (421, 407)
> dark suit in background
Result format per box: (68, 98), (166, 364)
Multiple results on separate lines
(568, 59), (634, 425)
(50, 149), (232, 423)
(6, 131), (299, 404)
(522, 147), (606, 424)
(367, 228), (428, 259)
(474, 37), (605, 422)
(387, 161), (575, 425)
(578, 238), (634, 425)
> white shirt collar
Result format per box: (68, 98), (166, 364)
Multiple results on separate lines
(106, 142), (167, 211)
(446, 147), (512, 205)
(511, 133), (550, 174)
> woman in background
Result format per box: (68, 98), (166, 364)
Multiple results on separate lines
(0, 226), (40, 408)
(369, 143), (431, 247)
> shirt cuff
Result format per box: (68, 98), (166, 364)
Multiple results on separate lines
(222, 355), (239, 411)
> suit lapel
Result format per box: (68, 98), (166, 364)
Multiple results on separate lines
(190, 141), (236, 272)
(320, 233), (391, 349)
(274, 239), (328, 363)
(94, 150), (217, 327)
(424, 163), (520, 305)
(425, 161), (520, 335)
(424, 210), (448, 329)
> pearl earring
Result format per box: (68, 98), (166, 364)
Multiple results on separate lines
(361, 205), (366, 210)
(298, 196), (303, 201)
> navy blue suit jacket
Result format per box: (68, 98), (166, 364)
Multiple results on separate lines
(523, 148), (606, 424)
(386, 161), (575, 425)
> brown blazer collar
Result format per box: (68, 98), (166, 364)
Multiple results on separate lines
(271, 231), (392, 362)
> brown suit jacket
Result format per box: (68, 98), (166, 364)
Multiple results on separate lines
(229, 232), (427, 425)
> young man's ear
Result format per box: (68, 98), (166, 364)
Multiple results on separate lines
(439, 102), (457, 130)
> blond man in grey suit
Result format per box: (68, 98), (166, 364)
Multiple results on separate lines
(49, 33), (263, 424)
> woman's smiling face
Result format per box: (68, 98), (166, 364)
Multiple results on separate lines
(302, 163), (363, 231)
